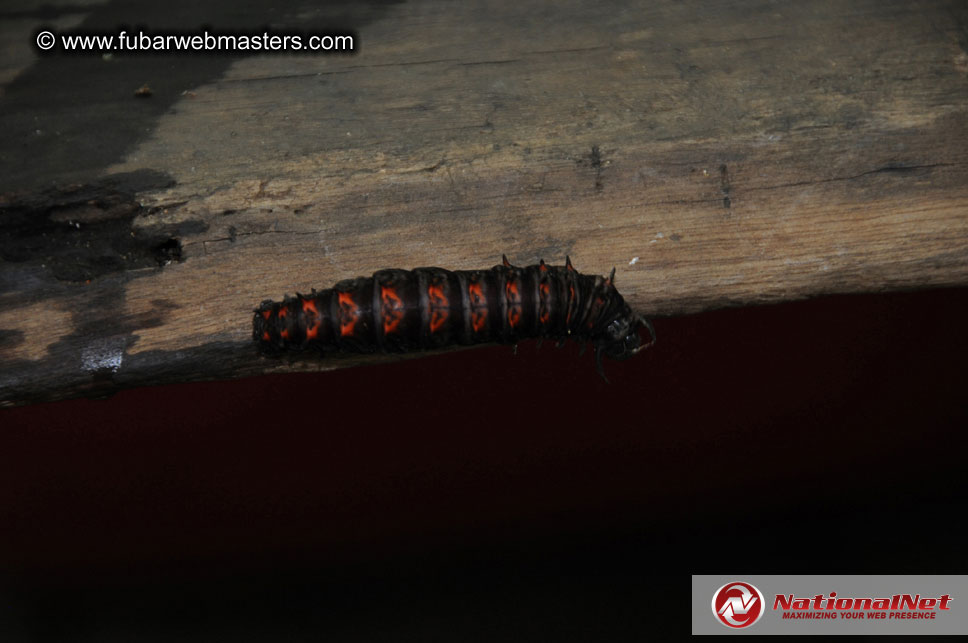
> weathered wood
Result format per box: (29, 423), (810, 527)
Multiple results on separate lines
(2, 0), (967, 406)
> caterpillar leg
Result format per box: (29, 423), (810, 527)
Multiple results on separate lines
(633, 315), (657, 353)
(595, 346), (609, 383)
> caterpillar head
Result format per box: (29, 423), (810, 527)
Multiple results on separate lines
(595, 313), (656, 380)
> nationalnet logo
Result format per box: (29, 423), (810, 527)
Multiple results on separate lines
(712, 581), (765, 629)
(697, 576), (963, 634)
(711, 581), (954, 629)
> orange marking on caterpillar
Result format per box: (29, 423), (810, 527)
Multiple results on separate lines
(471, 309), (487, 332)
(262, 331), (270, 341)
(338, 291), (360, 337)
(261, 310), (272, 321)
(505, 278), (522, 328)
(468, 281), (488, 332)
(566, 284), (576, 324)
(302, 298), (320, 339)
(467, 281), (484, 306)
(427, 283), (449, 333)
(381, 286), (404, 335)
(468, 282), (484, 305)
(539, 282), (551, 324)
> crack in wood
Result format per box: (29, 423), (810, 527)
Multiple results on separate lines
(743, 163), (957, 193)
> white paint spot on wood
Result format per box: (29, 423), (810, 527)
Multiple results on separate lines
(81, 337), (126, 373)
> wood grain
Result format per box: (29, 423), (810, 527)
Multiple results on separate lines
(2, 0), (967, 406)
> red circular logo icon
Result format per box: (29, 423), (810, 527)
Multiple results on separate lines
(711, 581), (765, 629)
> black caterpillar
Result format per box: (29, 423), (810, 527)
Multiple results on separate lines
(253, 256), (655, 377)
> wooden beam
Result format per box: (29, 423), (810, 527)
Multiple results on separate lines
(2, 0), (967, 406)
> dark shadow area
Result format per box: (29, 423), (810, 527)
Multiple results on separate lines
(1, 287), (966, 640)
(0, 170), (181, 284)
(0, 0), (400, 192)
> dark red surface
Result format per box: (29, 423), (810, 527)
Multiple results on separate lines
(1, 288), (966, 638)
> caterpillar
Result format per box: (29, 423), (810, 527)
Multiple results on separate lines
(253, 256), (655, 378)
